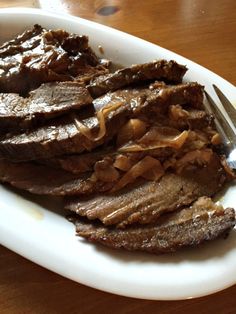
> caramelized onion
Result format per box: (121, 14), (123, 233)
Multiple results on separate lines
(142, 162), (165, 180)
(182, 130), (209, 151)
(119, 127), (189, 152)
(211, 133), (221, 145)
(94, 101), (123, 141)
(113, 154), (133, 171)
(111, 156), (164, 192)
(169, 104), (189, 120)
(73, 117), (93, 139)
(117, 119), (147, 146)
(94, 157), (120, 182)
(175, 149), (213, 173)
(73, 101), (123, 142)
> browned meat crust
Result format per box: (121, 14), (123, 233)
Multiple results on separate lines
(75, 197), (236, 254)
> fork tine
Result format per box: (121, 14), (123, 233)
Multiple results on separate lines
(204, 91), (236, 147)
(213, 84), (236, 128)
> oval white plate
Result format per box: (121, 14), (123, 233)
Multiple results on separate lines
(0, 8), (235, 300)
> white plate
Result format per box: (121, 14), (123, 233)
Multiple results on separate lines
(0, 8), (235, 301)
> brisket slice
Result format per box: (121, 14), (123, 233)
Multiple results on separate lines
(0, 83), (203, 161)
(65, 153), (227, 227)
(169, 108), (213, 130)
(74, 197), (235, 254)
(0, 159), (100, 196)
(40, 147), (116, 174)
(39, 146), (174, 174)
(0, 82), (92, 131)
(0, 24), (107, 95)
(88, 60), (187, 97)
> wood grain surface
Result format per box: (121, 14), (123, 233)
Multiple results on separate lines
(0, 1), (235, 313)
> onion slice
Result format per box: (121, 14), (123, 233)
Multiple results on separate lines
(111, 156), (164, 192)
(73, 101), (123, 141)
(175, 149), (213, 173)
(119, 127), (189, 152)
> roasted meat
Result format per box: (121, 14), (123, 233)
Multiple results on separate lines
(0, 24), (108, 95)
(88, 60), (187, 97)
(0, 82), (92, 131)
(0, 24), (234, 255)
(75, 197), (235, 254)
(0, 159), (96, 196)
(0, 83), (203, 161)
(65, 152), (227, 227)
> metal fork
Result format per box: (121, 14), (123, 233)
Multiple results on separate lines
(204, 85), (236, 169)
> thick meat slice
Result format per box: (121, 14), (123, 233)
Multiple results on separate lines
(65, 153), (227, 227)
(74, 197), (235, 254)
(0, 82), (92, 131)
(0, 24), (107, 95)
(0, 83), (203, 161)
(88, 60), (187, 97)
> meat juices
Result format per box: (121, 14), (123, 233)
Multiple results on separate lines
(0, 25), (235, 254)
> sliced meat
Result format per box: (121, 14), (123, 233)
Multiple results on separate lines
(0, 83), (203, 161)
(0, 24), (107, 95)
(40, 146), (174, 175)
(0, 107), (126, 161)
(169, 105), (213, 130)
(88, 60), (187, 97)
(66, 153), (227, 227)
(0, 82), (92, 131)
(0, 159), (99, 196)
(40, 147), (115, 174)
(74, 197), (235, 254)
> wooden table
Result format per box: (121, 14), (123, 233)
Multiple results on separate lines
(0, 1), (235, 313)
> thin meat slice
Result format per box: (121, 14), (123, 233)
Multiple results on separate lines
(40, 146), (173, 175)
(88, 60), (187, 97)
(0, 83), (203, 161)
(0, 159), (99, 196)
(0, 24), (107, 95)
(0, 107), (127, 161)
(40, 147), (115, 174)
(42, 127), (212, 176)
(0, 82), (92, 131)
(168, 105), (213, 130)
(66, 153), (227, 227)
(74, 197), (235, 254)
(40, 108), (213, 175)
